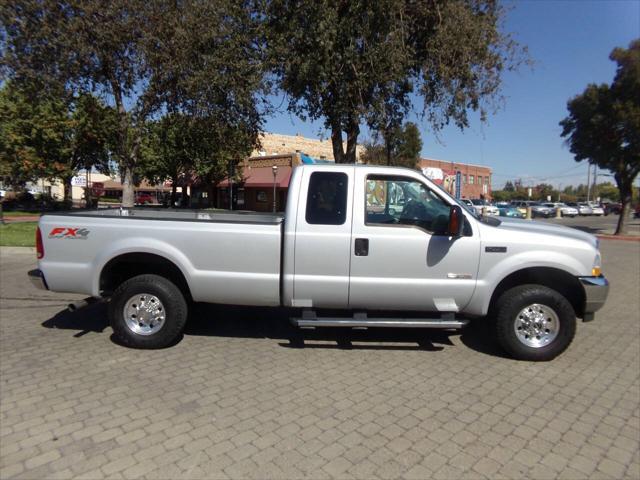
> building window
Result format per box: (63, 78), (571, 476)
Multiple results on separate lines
(478, 175), (483, 185)
(305, 172), (348, 225)
(469, 175), (475, 185)
(463, 175), (467, 184)
(257, 191), (267, 202)
(485, 176), (490, 185)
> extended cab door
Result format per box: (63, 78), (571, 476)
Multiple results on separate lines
(290, 166), (354, 308)
(348, 169), (481, 312)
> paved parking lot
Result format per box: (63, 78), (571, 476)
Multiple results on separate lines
(536, 214), (640, 237)
(1, 239), (639, 479)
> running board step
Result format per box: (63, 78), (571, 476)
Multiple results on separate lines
(292, 312), (468, 329)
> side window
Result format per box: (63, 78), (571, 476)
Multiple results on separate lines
(305, 172), (348, 225)
(365, 176), (451, 233)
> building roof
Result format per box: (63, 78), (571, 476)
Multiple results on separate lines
(419, 157), (492, 171)
(218, 165), (293, 188)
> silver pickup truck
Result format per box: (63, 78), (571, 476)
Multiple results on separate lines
(29, 164), (609, 360)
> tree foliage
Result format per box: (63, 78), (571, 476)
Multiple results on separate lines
(362, 122), (423, 169)
(560, 39), (640, 235)
(2, 0), (266, 207)
(0, 83), (116, 202)
(267, 0), (525, 164)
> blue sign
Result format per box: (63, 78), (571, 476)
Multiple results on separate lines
(455, 171), (462, 199)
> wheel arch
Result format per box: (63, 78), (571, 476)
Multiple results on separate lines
(99, 252), (192, 300)
(489, 267), (586, 318)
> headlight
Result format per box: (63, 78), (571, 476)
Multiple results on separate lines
(592, 251), (602, 277)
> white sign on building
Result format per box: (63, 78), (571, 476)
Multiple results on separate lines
(71, 176), (87, 187)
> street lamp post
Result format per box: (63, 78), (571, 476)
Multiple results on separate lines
(272, 165), (278, 213)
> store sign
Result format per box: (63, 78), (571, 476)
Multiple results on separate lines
(71, 176), (87, 187)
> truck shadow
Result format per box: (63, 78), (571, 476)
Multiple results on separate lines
(41, 302), (507, 357)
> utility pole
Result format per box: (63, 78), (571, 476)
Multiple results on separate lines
(586, 162), (591, 203)
(592, 165), (598, 203)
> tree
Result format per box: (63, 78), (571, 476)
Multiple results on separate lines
(140, 116), (193, 208)
(560, 40), (640, 235)
(503, 181), (515, 192)
(267, 0), (525, 164)
(0, 83), (116, 205)
(362, 122), (423, 169)
(2, 0), (265, 207)
(534, 183), (554, 201)
(0, 84), (66, 188)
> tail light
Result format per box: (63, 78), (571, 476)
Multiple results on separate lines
(36, 227), (44, 259)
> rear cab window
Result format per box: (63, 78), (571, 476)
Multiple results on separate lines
(305, 172), (348, 225)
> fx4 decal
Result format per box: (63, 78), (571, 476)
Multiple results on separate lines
(49, 227), (90, 239)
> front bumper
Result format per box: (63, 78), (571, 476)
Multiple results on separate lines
(28, 269), (48, 291)
(579, 275), (609, 321)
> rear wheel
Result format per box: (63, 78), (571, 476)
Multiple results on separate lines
(493, 285), (576, 361)
(109, 274), (188, 348)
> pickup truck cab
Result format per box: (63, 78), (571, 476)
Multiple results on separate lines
(29, 165), (609, 360)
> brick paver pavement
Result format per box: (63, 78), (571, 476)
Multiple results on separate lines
(1, 241), (638, 479)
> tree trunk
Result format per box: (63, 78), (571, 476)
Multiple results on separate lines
(614, 177), (633, 235)
(108, 76), (136, 208)
(63, 175), (73, 206)
(345, 117), (360, 164)
(171, 178), (177, 208)
(121, 166), (135, 208)
(331, 121), (346, 164)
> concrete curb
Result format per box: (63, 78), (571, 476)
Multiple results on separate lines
(596, 234), (640, 243)
(0, 246), (36, 255)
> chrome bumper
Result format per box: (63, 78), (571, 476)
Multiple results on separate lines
(579, 275), (609, 321)
(28, 269), (48, 291)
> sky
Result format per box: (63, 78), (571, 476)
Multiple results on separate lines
(263, 0), (640, 190)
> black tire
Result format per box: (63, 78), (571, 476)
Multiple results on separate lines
(108, 274), (188, 349)
(493, 284), (576, 361)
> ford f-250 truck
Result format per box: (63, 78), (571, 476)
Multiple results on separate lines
(29, 165), (609, 361)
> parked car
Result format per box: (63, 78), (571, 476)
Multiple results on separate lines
(566, 202), (592, 216)
(588, 203), (604, 216)
(634, 205), (640, 219)
(135, 192), (155, 205)
(30, 164), (609, 361)
(497, 205), (526, 218)
(510, 200), (530, 216)
(469, 199), (499, 216)
(552, 203), (578, 218)
(528, 202), (554, 218)
(602, 202), (622, 215)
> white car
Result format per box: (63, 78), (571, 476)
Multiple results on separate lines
(470, 199), (499, 216)
(554, 203), (578, 218)
(588, 203), (604, 216)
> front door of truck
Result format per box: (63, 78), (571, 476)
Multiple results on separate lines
(348, 172), (481, 312)
(292, 167), (354, 309)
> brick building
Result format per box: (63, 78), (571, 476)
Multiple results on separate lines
(418, 158), (493, 200)
(214, 134), (493, 211)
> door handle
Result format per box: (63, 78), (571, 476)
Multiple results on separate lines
(354, 238), (369, 256)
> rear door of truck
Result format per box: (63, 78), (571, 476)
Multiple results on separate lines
(290, 166), (355, 308)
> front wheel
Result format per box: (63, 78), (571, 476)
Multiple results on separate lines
(109, 274), (188, 349)
(493, 285), (576, 361)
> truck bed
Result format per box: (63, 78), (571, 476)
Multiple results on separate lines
(52, 207), (285, 225)
(38, 208), (284, 306)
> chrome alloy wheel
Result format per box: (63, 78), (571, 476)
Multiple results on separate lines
(123, 294), (165, 336)
(514, 303), (560, 348)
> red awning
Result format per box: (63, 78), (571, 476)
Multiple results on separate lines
(218, 166), (292, 188)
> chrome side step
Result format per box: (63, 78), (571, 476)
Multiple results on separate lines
(292, 311), (468, 329)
